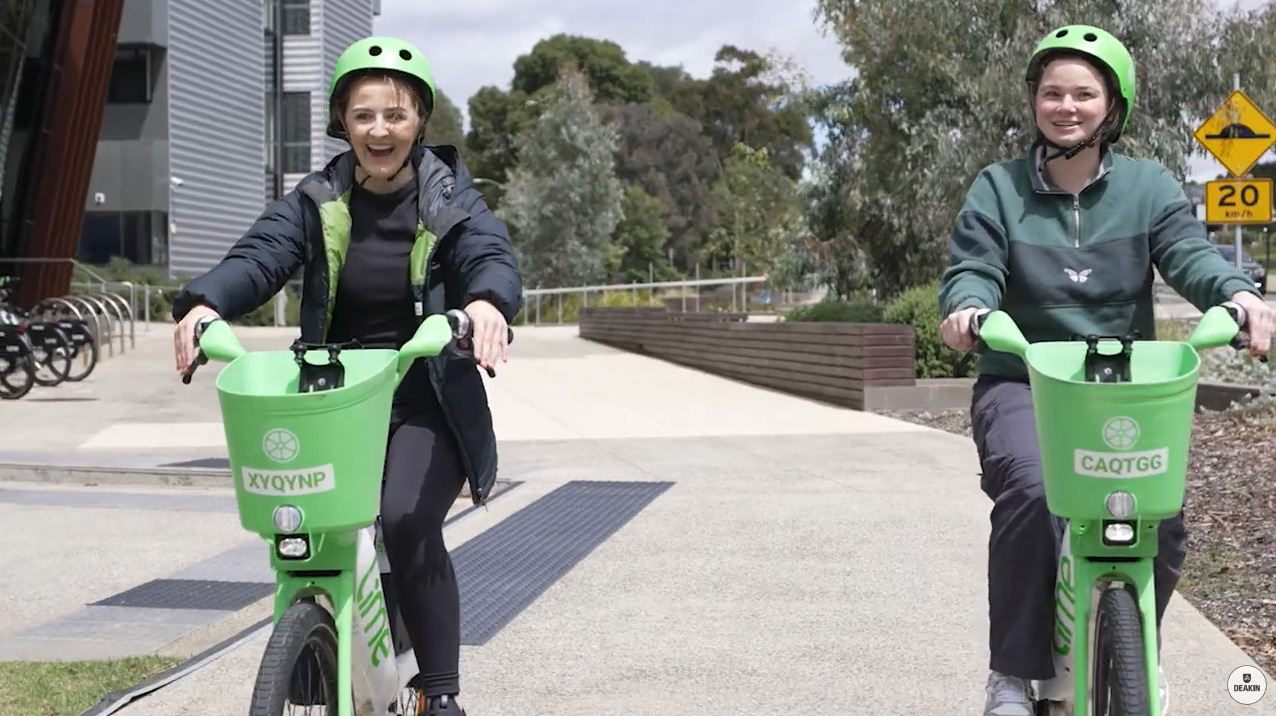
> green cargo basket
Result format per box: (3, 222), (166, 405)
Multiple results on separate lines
(1024, 340), (1201, 521)
(213, 348), (399, 536)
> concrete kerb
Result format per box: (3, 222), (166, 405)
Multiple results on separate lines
(0, 463), (517, 497)
(871, 378), (1265, 414)
(0, 463), (234, 488)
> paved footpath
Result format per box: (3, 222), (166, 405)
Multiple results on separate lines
(0, 323), (1270, 714)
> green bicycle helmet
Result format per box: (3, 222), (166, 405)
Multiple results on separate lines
(1025, 25), (1136, 147)
(326, 36), (437, 140)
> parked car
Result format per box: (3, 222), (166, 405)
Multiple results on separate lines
(1212, 244), (1268, 294)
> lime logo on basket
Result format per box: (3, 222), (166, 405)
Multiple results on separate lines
(1074, 415), (1166, 479)
(262, 428), (300, 463)
(1101, 416), (1139, 450)
(1228, 664), (1268, 705)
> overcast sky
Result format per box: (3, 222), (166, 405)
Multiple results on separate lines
(374, 0), (1271, 182)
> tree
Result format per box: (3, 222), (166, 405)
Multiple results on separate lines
(702, 143), (804, 276)
(511, 34), (654, 104)
(464, 86), (538, 207)
(595, 102), (722, 271)
(423, 89), (465, 150)
(609, 185), (676, 283)
(496, 67), (625, 288)
(807, 0), (1276, 299)
(668, 45), (815, 180)
(466, 34), (656, 203)
(787, 80), (873, 299)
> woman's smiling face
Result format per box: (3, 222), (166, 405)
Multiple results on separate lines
(1034, 56), (1109, 147)
(341, 74), (425, 181)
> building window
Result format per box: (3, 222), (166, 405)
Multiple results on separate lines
(282, 0), (309, 35)
(78, 211), (159, 265)
(107, 47), (153, 104)
(282, 91), (310, 174)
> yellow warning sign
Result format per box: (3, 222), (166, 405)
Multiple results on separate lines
(1194, 90), (1276, 178)
(1205, 178), (1272, 224)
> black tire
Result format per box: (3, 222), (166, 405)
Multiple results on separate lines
(249, 601), (342, 715)
(26, 324), (72, 387)
(1092, 586), (1150, 716)
(0, 355), (34, 399)
(57, 319), (98, 382)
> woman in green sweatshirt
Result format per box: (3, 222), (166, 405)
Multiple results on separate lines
(936, 24), (1274, 716)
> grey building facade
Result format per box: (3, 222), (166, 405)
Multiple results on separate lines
(82, 0), (378, 279)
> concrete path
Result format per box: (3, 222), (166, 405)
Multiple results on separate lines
(0, 324), (1269, 714)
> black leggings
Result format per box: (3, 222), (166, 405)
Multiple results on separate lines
(381, 404), (467, 697)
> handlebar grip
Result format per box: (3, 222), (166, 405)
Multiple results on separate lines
(967, 308), (992, 339)
(443, 309), (515, 378)
(1220, 300), (1248, 332)
(179, 317), (218, 385)
(1218, 301), (1267, 362)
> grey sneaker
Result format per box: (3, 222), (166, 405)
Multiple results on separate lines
(984, 671), (1035, 716)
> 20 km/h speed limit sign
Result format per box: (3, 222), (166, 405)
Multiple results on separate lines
(1204, 178), (1273, 224)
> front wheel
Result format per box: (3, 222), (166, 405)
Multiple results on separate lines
(0, 356), (34, 399)
(250, 601), (341, 715)
(28, 325), (72, 387)
(1092, 586), (1150, 715)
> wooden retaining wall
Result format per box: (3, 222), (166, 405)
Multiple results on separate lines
(578, 307), (915, 411)
(577, 307), (1268, 413)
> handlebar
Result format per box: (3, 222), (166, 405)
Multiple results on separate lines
(180, 308), (513, 385)
(964, 301), (1264, 362)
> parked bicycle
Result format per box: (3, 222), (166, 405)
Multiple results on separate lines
(0, 276), (99, 390)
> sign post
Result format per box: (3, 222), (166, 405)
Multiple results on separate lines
(1193, 74), (1276, 271)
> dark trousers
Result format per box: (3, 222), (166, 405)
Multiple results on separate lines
(381, 402), (468, 696)
(970, 375), (1187, 680)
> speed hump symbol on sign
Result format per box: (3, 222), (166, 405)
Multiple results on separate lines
(1204, 178), (1273, 225)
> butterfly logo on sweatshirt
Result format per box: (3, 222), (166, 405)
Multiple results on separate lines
(1064, 267), (1092, 283)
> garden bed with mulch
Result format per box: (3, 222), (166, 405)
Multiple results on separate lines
(877, 406), (1276, 674)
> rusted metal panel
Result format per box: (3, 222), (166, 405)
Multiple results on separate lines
(13, 0), (125, 309)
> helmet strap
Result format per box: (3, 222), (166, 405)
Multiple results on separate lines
(1038, 102), (1120, 164)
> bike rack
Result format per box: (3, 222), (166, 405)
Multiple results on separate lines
(41, 295), (109, 357)
(78, 295), (116, 358)
(24, 288), (137, 363)
(30, 296), (85, 324)
(89, 292), (132, 353)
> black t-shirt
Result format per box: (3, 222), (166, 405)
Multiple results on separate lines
(325, 179), (436, 410)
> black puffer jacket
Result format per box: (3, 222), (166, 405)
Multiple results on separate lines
(171, 145), (523, 504)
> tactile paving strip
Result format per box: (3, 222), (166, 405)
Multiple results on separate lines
(454, 480), (674, 645)
(159, 457), (230, 469)
(90, 579), (275, 611)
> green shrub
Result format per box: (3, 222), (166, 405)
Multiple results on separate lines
(783, 299), (884, 323)
(882, 279), (967, 379)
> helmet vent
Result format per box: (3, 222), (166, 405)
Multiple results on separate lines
(368, 45), (382, 56)
(399, 49), (412, 60)
(1055, 29), (1068, 37)
(1083, 32), (1098, 42)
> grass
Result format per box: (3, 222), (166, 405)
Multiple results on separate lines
(0, 656), (181, 716)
